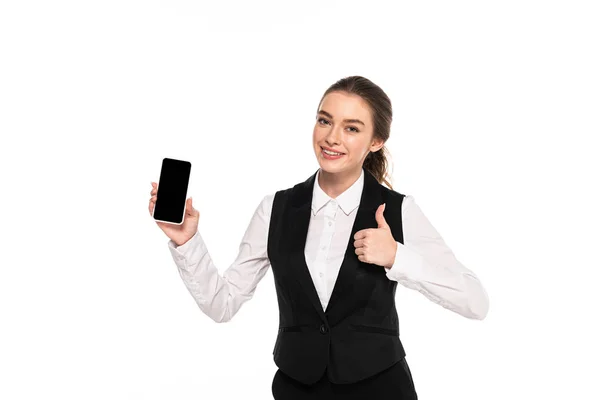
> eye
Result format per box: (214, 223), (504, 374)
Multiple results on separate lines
(347, 126), (359, 133)
(318, 117), (330, 125)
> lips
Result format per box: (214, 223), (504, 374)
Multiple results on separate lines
(321, 146), (345, 155)
(321, 147), (345, 160)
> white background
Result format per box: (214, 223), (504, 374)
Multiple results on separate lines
(1, 0), (599, 399)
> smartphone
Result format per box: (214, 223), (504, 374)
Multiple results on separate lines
(152, 158), (192, 225)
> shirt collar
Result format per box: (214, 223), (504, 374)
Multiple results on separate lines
(311, 168), (364, 216)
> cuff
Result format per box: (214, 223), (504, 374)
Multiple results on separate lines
(167, 231), (204, 263)
(385, 241), (425, 282)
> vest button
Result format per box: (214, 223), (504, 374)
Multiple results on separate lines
(319, 324), (328, 334)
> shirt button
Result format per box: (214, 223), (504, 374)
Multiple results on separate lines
(321, 246), (326, 250)
(328, 221), (332, 226)
(319, 272), (324, 278)
(320, 324), (328, 334)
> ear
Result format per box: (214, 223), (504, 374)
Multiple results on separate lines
(370, 137), (385, 152)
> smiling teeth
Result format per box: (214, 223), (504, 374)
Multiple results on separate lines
(323, 149), (343, 156)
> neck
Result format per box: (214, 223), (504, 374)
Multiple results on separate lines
(317, 167), (362, 199)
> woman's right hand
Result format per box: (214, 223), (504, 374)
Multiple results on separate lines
(149, 182), (199, 246)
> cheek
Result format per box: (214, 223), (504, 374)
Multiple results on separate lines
(344, 138), (363, 154)
(312, 127), (324, 143)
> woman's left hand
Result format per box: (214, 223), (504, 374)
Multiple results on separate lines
(353, 203), (398, 269)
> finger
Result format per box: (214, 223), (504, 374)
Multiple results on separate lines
(185, 197), (199, 217)
(354, 230), (368, 240)
(355, 247), (365, 256)
(354, 239), (365, 248)
(148, 196), (156, 214)
(375, 203), (389, 230)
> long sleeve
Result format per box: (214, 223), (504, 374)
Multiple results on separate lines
(167, 194), (274, 323)
(385, 195), (490, 320)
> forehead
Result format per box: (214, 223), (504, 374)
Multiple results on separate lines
(318, 91), (372, 121)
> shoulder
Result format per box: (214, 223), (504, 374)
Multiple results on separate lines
(252, 184), (297, 229)
(378, 186), (420, 217)
(258, 192), (276, 214)
(258, 185), (292, 209)
(256, 183), (296, 218)
(380, 184), (408, 205)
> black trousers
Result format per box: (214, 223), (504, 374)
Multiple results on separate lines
(271, 357), (418, 399)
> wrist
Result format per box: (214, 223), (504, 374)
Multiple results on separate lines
(385, 242), (398, 269)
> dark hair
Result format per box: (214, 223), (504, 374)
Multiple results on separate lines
(317, 76), (394, 189)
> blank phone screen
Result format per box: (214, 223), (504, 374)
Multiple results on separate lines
(153, 158), (192, 224)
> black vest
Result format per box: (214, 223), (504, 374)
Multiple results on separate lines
(267, 167), (407, 385)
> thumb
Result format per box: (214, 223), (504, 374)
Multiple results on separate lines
(186, 197), (199, 217)
(375, 203), (389, 229)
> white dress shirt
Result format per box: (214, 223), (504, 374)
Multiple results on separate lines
(167, 169), (489, 323)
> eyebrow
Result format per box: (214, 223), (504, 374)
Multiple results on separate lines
(317, 110), (365, 126)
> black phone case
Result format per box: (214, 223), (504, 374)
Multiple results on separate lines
(153, 158), (192, 225)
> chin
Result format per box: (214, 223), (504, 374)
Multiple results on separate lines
(317, 161), (345, 174)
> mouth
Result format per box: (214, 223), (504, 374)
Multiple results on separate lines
(321, 146), (345, 159)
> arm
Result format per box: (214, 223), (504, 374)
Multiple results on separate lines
(167, 194), (274, 323)
(385, 195), (490, 320)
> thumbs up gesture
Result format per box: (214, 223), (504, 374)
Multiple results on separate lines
(353, 203), (398, 269)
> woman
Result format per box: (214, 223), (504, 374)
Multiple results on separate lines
(148, 76), (489, 399)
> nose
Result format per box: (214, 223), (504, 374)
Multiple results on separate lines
(325, 125), (342, 146)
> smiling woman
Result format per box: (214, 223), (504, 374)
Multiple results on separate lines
(152, 75), (489, 400)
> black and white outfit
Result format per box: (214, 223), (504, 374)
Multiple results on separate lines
(168, 167), (489, 399)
